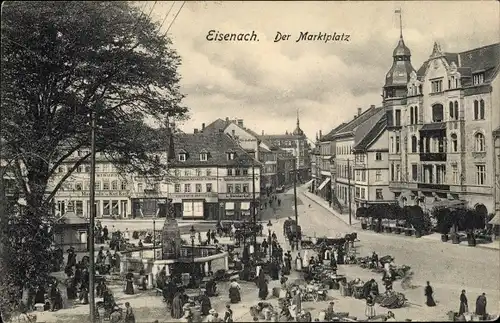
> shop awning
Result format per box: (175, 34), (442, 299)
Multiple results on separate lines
(317, 178), (331, 191)
(489, 211), (500, 225)
(240, 202), (251, 210)
(305, 179), (314, 188)
(429, 199), (468, 209)
(225, 202), (235, 210)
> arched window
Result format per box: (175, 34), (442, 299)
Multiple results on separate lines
(432, 104), (444, 122)
(479, 100), (485, 119)
(414, 106), (418, 124)
(474, 100), (479, 120)
(449, 102), (454, 119)
(450, 134), (458, 152)
(454, 101), (459, 120)
(411, 136), (418, 153)
(475, 133), (485, 152)
(410, 106), (414, 124)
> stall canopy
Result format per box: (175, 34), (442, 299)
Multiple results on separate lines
(489, 211), (500, 225)
(317, 178), (331, 191)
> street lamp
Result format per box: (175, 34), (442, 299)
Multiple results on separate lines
(153, 218), (156, 260)
(267, 220), (273, 259)
(189, 225), (196, 286)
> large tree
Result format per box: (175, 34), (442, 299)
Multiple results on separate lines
(0, 1), (186, 315)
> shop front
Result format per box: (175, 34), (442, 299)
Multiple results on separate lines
(219, 193), (256, 221)
(170, 193), (219, 220)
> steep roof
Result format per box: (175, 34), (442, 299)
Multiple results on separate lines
(416, 43), (500, 85)
(202, 118), (276, 149)
(320, 123), (347, 142)
(168, 132), (259, 167)
(332, 106), (382, 139)
(353, 113), (387, 151)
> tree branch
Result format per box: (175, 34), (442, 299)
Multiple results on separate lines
(47, 142), (85, 177)
(45, 152), (91, 203)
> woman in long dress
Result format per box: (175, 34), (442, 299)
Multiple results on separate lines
(424, 281), (436, 307)
(475, 293), (487, 318)
(365, 295), (375, 319)
(459, 290), (468, 316)
(171, 290), (187, 319)
(124, 270), (135, 295)
(224, 304), (234, 322)
(228, 279), (241, 304)
(257, 271), (268, 300)
(124, 302), (135, 323)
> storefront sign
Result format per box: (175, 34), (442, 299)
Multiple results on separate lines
(169, 193), (217, 199)
(59, 190), (130, 197)
(96, 173), (124, 178)
(219, 193), (253, 199)
(175, 177), (218, 181)
(224, 177), (252, 181)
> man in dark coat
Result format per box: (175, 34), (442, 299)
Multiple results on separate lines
(459, 290), (468, 316)
(424, 281), (436, 307)
(475, 293), (487, 318)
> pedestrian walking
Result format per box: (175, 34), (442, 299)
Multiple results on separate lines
(424, 281), (436, 306)
(459, 290), (468, 316)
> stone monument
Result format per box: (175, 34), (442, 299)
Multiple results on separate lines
(162, 201), (182, 260)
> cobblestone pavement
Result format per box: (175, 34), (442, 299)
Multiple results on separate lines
(35, 185), (499, 322)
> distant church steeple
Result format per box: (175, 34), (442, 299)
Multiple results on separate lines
(383, 8), (415, 99)
(293, 109), (304, 136)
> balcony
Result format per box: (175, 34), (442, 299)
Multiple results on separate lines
(417, 183), (450, 191)
(419, 152), (446, 162)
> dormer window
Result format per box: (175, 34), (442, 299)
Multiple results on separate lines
(227, 152), (236, 160)
(178, 149), (187, 161)
(200, 150), (208, 161)
(473, 73), (484, 85)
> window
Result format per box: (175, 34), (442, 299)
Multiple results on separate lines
(103, 201), (110, 216)
(111, 180), (118, 190)
(185, 169), (191, 176)
(103, 181), (110, 190)
(395, 109), (401, 126)
(102, 164), (110, 172)
(396, 164), (401, 181)
(361, 170), (366, 181)
(112, 200), (119, 215)
(479, 100), (485, 119)
(475, 133), (485, 152)
(75, 182), (83, 191)
(184, 184), (191, 193)
(376, 189), (383, 200)
(200, 153), (208, 161)
(95, 181), (101, 190)
(95, 164), (101, 172)
(390, 136), (394, 153)
(137, 183), (143, 192)
(206, 183), (212, 192)
(243, 184), (249, 193)
(361, 188), (365, 199)
(431, 79), (443, 93)
(375, 170), (382, 182)
(227, 152), (235, 160)
(84, 181), (89, 190)
(375, 152), (382, 161)
(452, 164), (458, 184)
(227, 168), (233, 176)
(196, 168), (202, 176)
(77, 165), (84, 173)
(175, 184), (181, 193)
(395, 136), (400, 153)
(449, 102), (454, 120)
(432, 104), (444, 122)
(410, 106), (414, 125)
(413, 106), (418, 124)
(195, 184), (202, 193)
(227, 184), (233, 193)
(206, 168), (212, 176)
(174, 169), (180, 177)
(121, 181), (128, 190)
(243, 168), (248, 175)
(235, 169), (241, 176)
(473, 73), (484, 85)
(76, 201), (83, 216)
(476, 165), (486, 185)
(179, 153), (186, 161)
(355, 187), (360, 198)
(411, 136), (417, 153)
(410, 164), (417, 181)
(234, 184), (241, 193)
(451, 134), (458, 152)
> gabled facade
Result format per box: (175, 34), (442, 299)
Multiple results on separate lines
(385, 38), (500, 215)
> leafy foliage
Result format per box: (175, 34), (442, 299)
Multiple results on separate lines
(432, 207), (453, 234)
(1, 1), (187, 313)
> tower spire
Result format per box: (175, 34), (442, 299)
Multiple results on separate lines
(296, 108), (300, 127)
(395, 8), (402, 38)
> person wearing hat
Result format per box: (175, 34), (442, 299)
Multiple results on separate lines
(325, 302), (335, 321)
(207, 309), (217, 322)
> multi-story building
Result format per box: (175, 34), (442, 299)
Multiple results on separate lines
(352, 113), (392, 209)
(384, 31), (500, 214)
(167, 131), (260, 220)
(259, 113), (311, 182)
(331, 106), (386, 215)
(203, 118), (295, 191)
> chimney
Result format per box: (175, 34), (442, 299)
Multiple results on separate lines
(358, 108), (362, 116)
(319, 130), (322, 139)
(202, 123), (205, 130)
(237, 119), (244, 127)
(370, 105), (375, 109)
(194, 128), (199, 134)
(225, 117), (229, 122)
(354, 115), (357, 119)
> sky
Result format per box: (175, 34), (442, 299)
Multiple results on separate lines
(146, 1), (499, 142)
